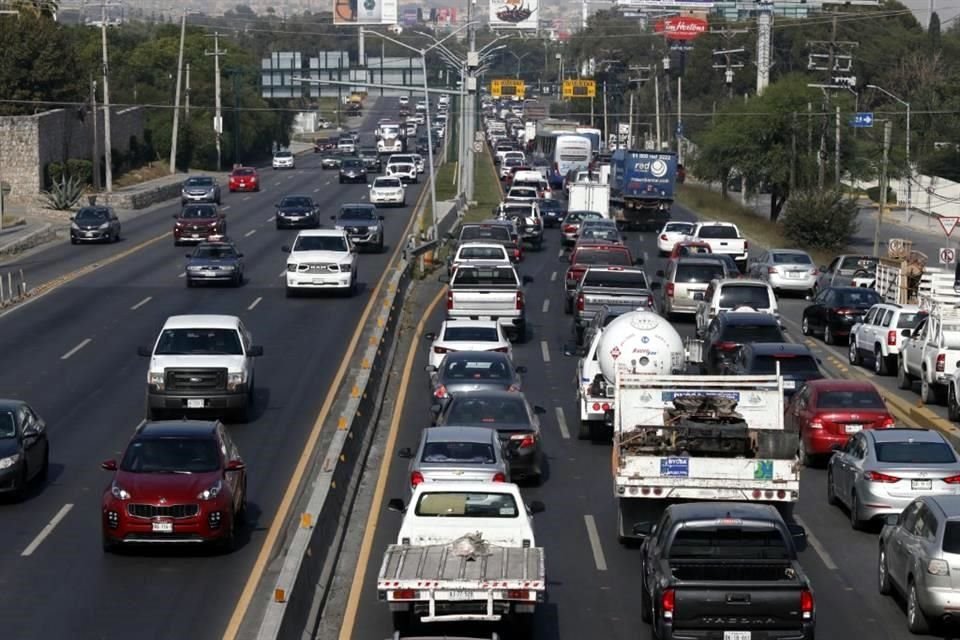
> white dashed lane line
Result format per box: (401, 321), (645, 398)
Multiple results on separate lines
(244, 229), (257, 237)
(60, 339), (91, 361)
(550, 271), (557, 282)
(21, 504), (74, 557)
(542, 299), (550, 313)
(177, 272), (186, 278)
(583, 515), (608, 571)
(130, 296), (152, 310)
(794, 515), (838, 570)
(540, 340), (551, 363)
(247, 296), (263, 311)
(264, 215), (274, 223)
(555, 407), (570, 439)
(242, 196), (251, 201)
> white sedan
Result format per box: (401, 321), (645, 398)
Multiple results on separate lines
(424, 320), (512, 369)
(369, 177), (406, 207)
(272, 150), (295, 169)
(657, 221), (696, 255)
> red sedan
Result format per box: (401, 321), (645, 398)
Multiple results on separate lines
(101, 420), (247, 552)
(787, 379), (895, 466)
(229, 166), (260, 192)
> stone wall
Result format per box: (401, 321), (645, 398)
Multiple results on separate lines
(0, 107), (145, 202)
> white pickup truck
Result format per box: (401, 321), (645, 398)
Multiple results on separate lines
(443, 263), (532, 342)
(898, 306), (960, 404)
(378, 482), (546, 636)
(686, 222), (749, 272)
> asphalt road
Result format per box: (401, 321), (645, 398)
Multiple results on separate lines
(0, 101), (429, 640)
(345, 202), (950, 640)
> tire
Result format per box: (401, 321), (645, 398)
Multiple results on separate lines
(827, 469), (839, 506)
(145, 404), (161, 421)
(70, 237), (77, 245)
(12, 465), (28, 501)
(339, 177), (344, 184)
(231, 402), (250, 424)
(801, 315), (811, 336)
(377, 236), (384, 253)
(275, 222), (283, 230)
(218, 512), (238, 553)
(285, 287), (297, 298)
(897, 358), (913, 390)
(391, 611), (412, 634)
(102, 534), (117, 554)
(824, 324), (835, 345)
(848, 340), (861, 366)
(920, 376), (941, 405)
(875, 348), (890, 375)
(564, 297), (572, 314)
(578, 419), (591, 440)
(641, 580), (653, 623)
(907, 581), (931, 634)
(511, 612), (534, 639)
(878, 546), (893, 595)
(850, 492), (865, 530)
(233, 273), (243, 287)
(38, 446), (49, 483)
(799, 437), (813, 467)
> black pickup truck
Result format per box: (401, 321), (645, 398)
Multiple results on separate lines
(636, 502), (815, 640)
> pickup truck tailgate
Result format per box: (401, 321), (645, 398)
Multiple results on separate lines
(379, 543), (545, 584)
(450, 289), (517, 315)
(673, 582), (808, 633)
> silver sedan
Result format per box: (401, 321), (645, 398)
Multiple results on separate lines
(827, 428), (960, 529)
(397, 426), (509, 494)
(748, 249), (818, 294)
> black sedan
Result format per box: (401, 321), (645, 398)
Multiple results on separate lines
(0, 399), (49, 500)
(331, 204), (384, 252)
(537, 198), (566, 228)
(700, 312), (786, 374)
(184, 238), (245, 287)
(432, 390), (546, 484)
(425, 351), (526, 408)
(802, 286), (883, 345)
(275, 195), (320, 229)
(70, 206), (121, 244)
(339, 158), (368, 184)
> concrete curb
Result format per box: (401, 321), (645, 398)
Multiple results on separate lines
(0, 222), (54, 257)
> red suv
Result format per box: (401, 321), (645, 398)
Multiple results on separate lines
(563, 243), (640, 313)
(101, 420), (247, 552)
(173, 204), (226, 245)
(228, 166), (260, 192)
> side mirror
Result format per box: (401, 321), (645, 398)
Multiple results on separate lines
(136, 346), (152, 357)
(650, 282), (662, 291)
(424, 333), (437, 341)
(275, 203), (281, 208)
(632, 521), (654, 538)
(901, 329), (911, 337)
(516, 365), (528, 374)
(787, 523), (808, 552)
(248, 345), (264, 357)
(522, 275), (534, 285)
(226, 459), (246, 471)
(387, 498), (406, 513)
(528, 500), (546, 514)
(172, 214), (179, 219)
(237, 253), (244, 258)
(424, 364), (437, 373)
(69, 216), (76, 221)
(398, 447), (413, 459)
(430, 403), (442, 415)
(655, 269), (665, 278)
(533, 405), (547, 415)
(882, 513), (900, 527)
(330, 215), (337, 221)
(281, 246), (291, 253)
(379, 216), (385, 221)
(185, 253), (193, 259)
(101, 459), (118, 471)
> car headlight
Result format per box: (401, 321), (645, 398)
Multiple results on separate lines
(197, 479), (223, 501)
(340, 263), (352, 273)
(335, 225), (344, 231)
(71, 222), (80, 230)
(148, 371), (164, 390)
(187, 265), (203, 271)
(99, 222), (110, 230)
(287, 264), (298, 272)
(111, 481), (131, 500)
(0, 453), (20, 470)
(227, 371), (247, 391)
(368, 225), (379, 231)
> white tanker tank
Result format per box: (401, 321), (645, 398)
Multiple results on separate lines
(597, 310), (687, 383)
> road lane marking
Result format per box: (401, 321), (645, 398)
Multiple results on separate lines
(221, 205), (231, 211)
(21, 504), (74, 557)
(542, 298), (550, 313)
(177, 272), (186, 278)
(313, 187), (320, 192)
(223, 164), (433, 640)
(130, 296), (152, 310)
(247, 296), (262, 311)
(793, 515), (837, 570)
(557, 249), (564, 258)
(244, 229), (257, 237)
(584, 515), (608, 571)
(540, 340), (550, 363)
(555, 407), (570, 439)
(60, 338), (91, 360)
(550, 271), (557, 282)
(265, 215), (274, 223)
(242, 196), (251, 201)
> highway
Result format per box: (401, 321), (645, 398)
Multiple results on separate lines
(342, 201), (950, 639)
(0, 102), (428, 640)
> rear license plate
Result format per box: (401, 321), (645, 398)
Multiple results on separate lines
(845, 424), (863, 433)
(192, 234), (200, 238)
(912, 479), (933, 490)
(441, 591), (477, 601)
(724, 633), (750, 640)
(187, 398), (205, 409)
(152, 520), (173, 533)
(787, 271), (803, 278)
(313, 278), (327, 285)
(693, 292), (704, 300)
(782, 380), (796, 389)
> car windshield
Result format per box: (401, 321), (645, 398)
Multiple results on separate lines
(839, 256), (878, 272)
(574, 249), (631, 266)
(185, 177), (213, 186)
(698, 255), (738, 272)
(75, 207), (110, 221)
(445, 396), (530, 426)
(565, 211), (602, 224)
(180, 206), (217, 219)
(375, 178), (402, 188)
(341, 160), (362, 168)
(459, 246), (507, 260)
(676, 245), (711, 256)
(664, 222), (694, 234)
(538, 200), (563, 212)
(193, 245), (237, 259)
(443, 326), (500, 342)
(668, 528), (790, 560)
(415, 491), (519, 518)
(232, 168), (254, 176)
(875, 442), (957, 464)
(772, 252), (813, 265)
(0, 411), (15, 438)
(280, 197), (313, 208)
(719, 285), (771, 309)
(339, 207), (376, 221)
(752, 355), (820, 375)
(443, 358), (512, 381)
(836, 290), (881, 307)
(153, 328), (243, 356)
(120, 437), (220, 473)
(422, 441), (496, 464)
(509, 189), (537, 198)
(697, 225), (738, 239)
(293, 235), (349, 252)
(274, 152), (292, 158)
(583, 271), (648, 288)
(816, 390), (885, 409)
(720, 325), (785, 342)
(580, 228), (620, 242)
(461, 226), (511, 242)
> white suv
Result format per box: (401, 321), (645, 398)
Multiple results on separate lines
(138, 315), (263, 423)
(386, 160), (418, 183)
(695, 278), (780, 337)
(848, 302), (922, 375)
(283, 229), (357, 297)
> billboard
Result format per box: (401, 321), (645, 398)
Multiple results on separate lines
(400, 7), (419, 25)
(654, 16), (708, 40)
(612, 0), (713, 7)
(333, 0), (399, 24)
(490, 0), (539, 30)
(436, 7), (458, 24)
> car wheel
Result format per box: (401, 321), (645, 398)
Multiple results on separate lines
(848, 339), (861, 365)
(285, 286), (297, 298)
(878, 547), (893, 595)
(219, 512), (238, 553)
(826, 469), (839, 506)
(578, 419), (591, 440)
(185, 277), (193, 288)
(897, 358), (913, 390)
(231, 403), (250, 424)
(824, 325), (835, 345)
(640, 580), (653, 623)
(875, 347), (889, 375)
(907, 580), (931, 633)
(377, 236), (384, 253)
(70, 237), (78, 245)
(391, 611), (412, 634)
(233, 273), (243, 287)
(921, 376), (937, 405)
(12, 465), (28, 502)
(236, 479), (248, 522)
(849, 492), (865, 530)
(801, 315), (811, 336)
(799, 437), (812, 467)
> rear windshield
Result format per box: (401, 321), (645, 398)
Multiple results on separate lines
(899, 313), (922, 329)
(752, 355), (820, 375)
(943, 522), (960, 554)
(676, 264), (725, 283)
(422, 441), (496, 464)
(875, 442), (957, 464)
(720, 325), (784, 342)
(443, 326), (500, 342)
(839, 256), (878, 272)
(445, 396), (531, 426)
(442, 359), (512, 381)
(837, 290), (882, 307)
(583, 271), (648, 288)
(772, 252), (813, 265)
(697, 225), (738, 239)
(452, 267), (518, 286)
(574, 249), (631, 266)
(719, 285), (772, 309)
(668, 528), (789, 560)
(415, 492), (518, 518)
(664, 222), (694, 234)
(459, 246), (507, 261)
(816, 390), (885, 409)
(461, 226), (511, 242)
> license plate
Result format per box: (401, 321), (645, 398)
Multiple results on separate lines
(187, 398), (205, 409)
(787, 271), (803, 278)
(693, 292), (704, 300)
(783, 380), (796, 389)
(845, 423), (863, 433)
(313, 278), (327, 285)
(724, 633), (751, 640)
(192, 234), (200, 238)
(152, 520), (173, 533)
(441, 591), (477, 601)
(912, 479), (933, 490)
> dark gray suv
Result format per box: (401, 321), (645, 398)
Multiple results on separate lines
(339, 158), (368, 184)
(331, 204), (384, 252)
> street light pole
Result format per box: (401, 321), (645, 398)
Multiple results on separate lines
(867, 84), (911, 223)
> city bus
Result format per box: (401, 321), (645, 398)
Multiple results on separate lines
(554, 134), (593, 176)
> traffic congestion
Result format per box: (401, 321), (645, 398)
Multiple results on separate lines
(342, 94), (960, 640)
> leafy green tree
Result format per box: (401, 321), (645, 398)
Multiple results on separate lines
(780, 189), (859, 252)
(929, 11), (941, 50)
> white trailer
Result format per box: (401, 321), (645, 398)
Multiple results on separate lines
(567, 182), (610, 217)
(612, 372), (800, 542)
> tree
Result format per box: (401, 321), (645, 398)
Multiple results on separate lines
(780, 189), (859, 252)
(930, 11), (941, 50)
(8, 0), (58, 18)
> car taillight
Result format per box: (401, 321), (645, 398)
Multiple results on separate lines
(716, 341), (739, 351)
(394, 589), (416, 600)
(446, 290), (453, 310)
(666, 282), (675, 297)
(660, 234), (668, 241)
(768, 267), (779, 274)
(410, 471), (424, 486)
(492, 472), (507, 482)
(834, 307), (856, 315)
(507, 383), (521, 392)
(800, 589), (813, 620)
(744, 240), (749, 250)
(879, 416), (896, 428)
(937, 353), (946, 372)
(576, 293), (585, 312)
(434, 346), (452, 355)
(563, 224), (577, 233)
(810, 268), (819, 276)
(506, 589), (529, 599)
(661, 589), (675, 619)
(433, 385), (448, 399)
(943, 474), (960, 484)
(887, 330), (898, 346)
(510, 433), (536, 448)
(516, 291), (524, 310)
(491, 347), (510, 353)
(865, 471), (900, 483)
(645, 297), (655, 308)
(808, 419), (824, 430)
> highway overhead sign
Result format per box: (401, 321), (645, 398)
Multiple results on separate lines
(562, 79), (596, 98)
(490, 79), (525, 98)
(850, 112), (874, 128)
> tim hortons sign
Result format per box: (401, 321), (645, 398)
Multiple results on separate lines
(654, 16), (708, 41)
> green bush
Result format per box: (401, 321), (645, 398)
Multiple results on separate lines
(780, 189), (859, 252)
(866, 185), (896, 204)
(66, 159), (92, 185)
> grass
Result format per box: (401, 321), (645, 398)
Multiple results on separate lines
(462, 146), (503, 224)
(113, 161), (172, 189)
(675, 183), (834, 267)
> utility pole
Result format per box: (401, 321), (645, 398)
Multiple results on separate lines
(834, 104), (841, 187)
(205, 32), (226, 171)
(358, 27), (365, 66)
(711, 27), (747, 99)
(169, 9), (186, 174)
(99, 1), (115, 192)
(654, 73), (661, 149)
(90, 78), (101, 191)
(790, 111), (797, 194)
(755, 0), (774, 95)
(225, 69), (243, 166)
(874, 120), (892, 255)
(628, 92), (634, 148)
(677, 76), (683, 164)
(602, 81), (608, 147)
(185, 63), (191, 117)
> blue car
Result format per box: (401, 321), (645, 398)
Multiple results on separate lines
(184, 236), (245, 287)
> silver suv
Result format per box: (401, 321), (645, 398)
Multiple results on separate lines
(656, 257), (729, 319)
(180, 175), (221, 205)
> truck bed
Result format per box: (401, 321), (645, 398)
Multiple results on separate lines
(379, 543), (545, 585)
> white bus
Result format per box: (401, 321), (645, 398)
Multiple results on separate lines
(575, 127), (603, 155)
(554, 134), (593, 176)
